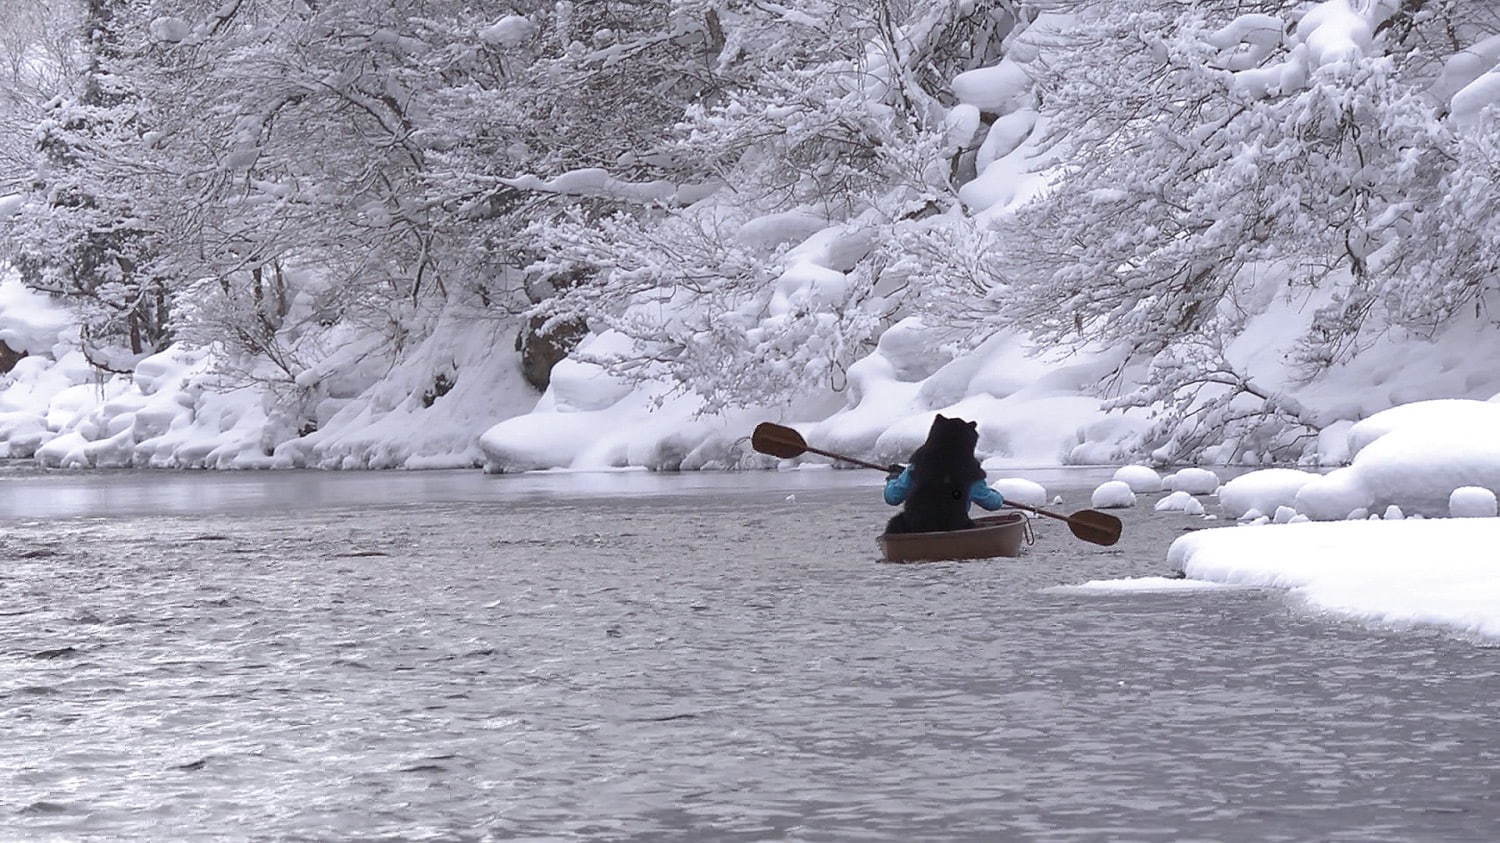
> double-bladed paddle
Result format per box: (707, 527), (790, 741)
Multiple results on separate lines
(751, 421), (1123, 547)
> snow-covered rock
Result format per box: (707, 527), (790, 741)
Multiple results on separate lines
(1163, 468), (1220, 495)
(988, 477), (1046, 507)
(1154, 491), (1195, 512)
(1450, 487), (1498, 518)
(1218, 468), (1318, 519)
(1090, 480), (1136, 509)
(1112, 465), (1162, 493)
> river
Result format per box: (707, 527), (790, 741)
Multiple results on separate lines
(2, 466), (1497, 839)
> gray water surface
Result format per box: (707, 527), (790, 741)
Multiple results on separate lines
(2, 469), (1498, 840)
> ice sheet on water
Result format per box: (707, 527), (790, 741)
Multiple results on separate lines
(1044, 576), (1240, 595)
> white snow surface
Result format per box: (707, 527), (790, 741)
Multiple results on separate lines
(0, 275), (74, 358)
(1090, 480), (1136, 509)
(1170, 520), (1500, 640)
(951, 60), (1030, 111)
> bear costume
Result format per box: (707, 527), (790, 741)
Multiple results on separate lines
(883, 414), (1004, 534)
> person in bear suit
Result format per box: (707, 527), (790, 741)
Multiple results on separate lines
(883, 414), (1006, 534)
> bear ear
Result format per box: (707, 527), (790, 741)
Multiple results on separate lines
(968, 421), (977, 430)
(935, 413), (947, 422)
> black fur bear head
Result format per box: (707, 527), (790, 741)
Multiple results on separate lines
(908, 414), (982, 485)
(924, 413), (979, 454)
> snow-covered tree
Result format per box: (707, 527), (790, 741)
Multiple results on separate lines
(905, 0), (1500, 463)
(526, 0), (1026, 410)
(3, 0), (168, 365)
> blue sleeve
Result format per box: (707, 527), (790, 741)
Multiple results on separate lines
(884, 466), (913, 506)
(970, 480), (1005, 511)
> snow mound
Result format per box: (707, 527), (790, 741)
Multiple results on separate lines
(1451, 70), (1500, 131)
(1163, 468), (1220, 495)
(1345, 399), (1500, 458)
(813, 326), (1144, 469)
(1045, 576), (1236, 594)
(0, 274), (75, 357)
(1218, 468), (1318, 519)
(1450, 486), (1498, 518)
(1112, 465), (1162, 493)
(1090, 480), (1136, 509)
(1296, 399), (1500, 518)
(987, 477), (1046, 507)
(1169, 519), (1500, 641)
(952, 60), (1030, 111)
(479, 330), (765, 473)
(284, 315), (536, 469)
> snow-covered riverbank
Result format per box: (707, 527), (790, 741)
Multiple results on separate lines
(1169, 519), (1500, 640)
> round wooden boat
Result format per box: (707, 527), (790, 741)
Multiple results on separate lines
(877, 512), (1031, 563)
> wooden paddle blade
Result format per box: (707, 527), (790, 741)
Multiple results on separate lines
(1066, 509), (1123, 546)
(751, 422), (808, 460)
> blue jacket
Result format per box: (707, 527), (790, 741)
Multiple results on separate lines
(883, 466), (1005, 511)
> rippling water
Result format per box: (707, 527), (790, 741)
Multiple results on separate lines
(2, 469), (1498, 839)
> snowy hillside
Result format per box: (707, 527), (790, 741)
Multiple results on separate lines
(1, 0), (1499, 472)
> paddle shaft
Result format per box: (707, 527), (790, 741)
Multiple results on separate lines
(802, 445), (896, 474)
(998, 499), (1070, 523)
